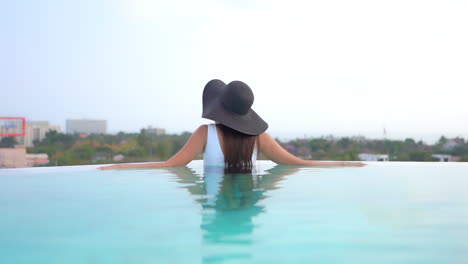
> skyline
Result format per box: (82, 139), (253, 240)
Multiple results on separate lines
(2, 0), (468, 143)
(5, 116), (465, 144)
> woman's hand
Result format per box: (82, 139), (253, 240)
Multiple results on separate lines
(98, 164), (123, 170)
(344, 162), (367, 167)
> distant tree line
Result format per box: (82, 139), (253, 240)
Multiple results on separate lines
(20, 131), (468, 166)
(27, 130), (191, 166)
(277, 135), (468, 162)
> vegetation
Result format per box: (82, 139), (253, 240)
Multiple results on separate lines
(278, 136), (466, 161)
(0, 137), (17, 148)
(23, 130), (468, 166)
(27, 130), (192, 166)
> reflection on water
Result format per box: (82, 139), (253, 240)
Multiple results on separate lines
(165, 165), (300, 263)
(2, 162), (468, 263)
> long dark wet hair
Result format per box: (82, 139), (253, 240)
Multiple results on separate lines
(218, 124), (257, 173)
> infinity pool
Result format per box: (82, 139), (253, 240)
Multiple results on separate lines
(1, 161), (467, 263)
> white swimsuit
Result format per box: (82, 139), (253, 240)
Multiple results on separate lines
(203, 123), (258, 206)
(203, 123), (257, 167)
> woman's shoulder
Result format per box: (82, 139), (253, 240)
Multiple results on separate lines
(258, 132), (272, 141)
(181, 125), (208, 148)
(193, 124), (210, 140)
(257, 132), (275, 149)
(196, 124), (209, 134)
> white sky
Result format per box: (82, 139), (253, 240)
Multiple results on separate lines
(1, 0), (467, 142)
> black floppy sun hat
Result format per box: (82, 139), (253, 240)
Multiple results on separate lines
(202, 79), (268, 135)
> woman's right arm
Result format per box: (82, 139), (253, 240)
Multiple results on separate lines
(258, 133), (365, 167)
(98, 125), (207, 170)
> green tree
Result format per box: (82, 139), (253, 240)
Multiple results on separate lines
(72, 143), (95, 162)
(460, 155), (468, 162)
(409, 150), (434, 161)
(156, 141), (174, 160)
(0, 137), (16, 148)
(137, 129), (151, 156)
(437, 136), (448, 145)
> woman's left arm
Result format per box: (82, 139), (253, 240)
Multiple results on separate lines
(99, 125), (208, 170)
(258, 133), (366, 167)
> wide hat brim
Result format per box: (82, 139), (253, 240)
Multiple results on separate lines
(202, 80), (268, 135)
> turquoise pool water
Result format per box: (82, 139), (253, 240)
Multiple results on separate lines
(1, 161), (467, 264)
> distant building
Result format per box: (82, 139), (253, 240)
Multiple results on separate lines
(0, 146), (49, 168)
(113, 154), (125, 162)
(0, 117), (25, 144)
(0, 146), (27, 168)
(143, 126), (165, 135)
(358, 153), (389, 161)
(432, 154), (460, 162)
(442, 139), (463, 151)
(66, 119), (107, 134)
(92, 153), (108, 163)
(351, 136), (366, 142)
(15, 120), (61, 147)
(25, 153), (49, 166)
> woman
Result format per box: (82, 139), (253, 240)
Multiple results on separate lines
(100, 79), (365, 170)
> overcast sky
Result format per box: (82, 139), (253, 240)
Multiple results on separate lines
(1, 0), (467, 142)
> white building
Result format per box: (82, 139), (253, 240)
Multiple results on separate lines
(66, 119), (107, 134)
(358, 153), (389, 161)
(431, 154), (460, 162)
(0, 120), (60, 147)
(143, 126), (166, 135)
(17, 121), (60, 147)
